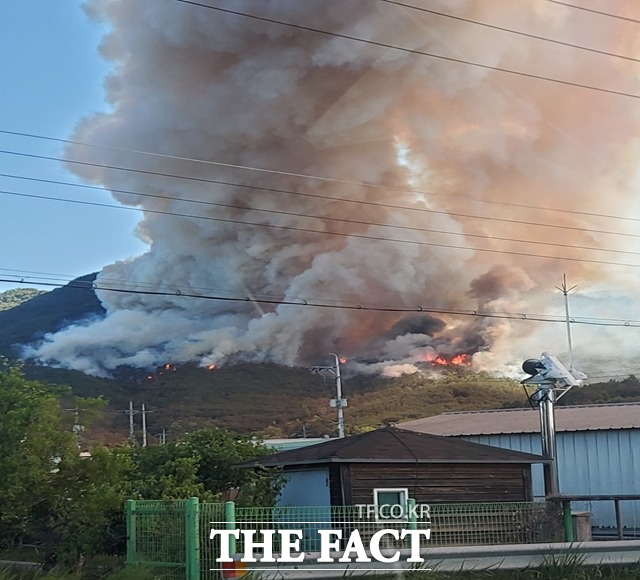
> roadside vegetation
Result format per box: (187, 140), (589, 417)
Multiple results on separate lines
(0, 361), (278, 572)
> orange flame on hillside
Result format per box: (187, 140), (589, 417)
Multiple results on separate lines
(450, 354), (471, 366)
(423, 351), (472, 367)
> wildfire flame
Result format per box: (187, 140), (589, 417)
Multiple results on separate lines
(206, 363), (217, 371)
(423, 351), (472, 367)
(450, 354), (471, 366)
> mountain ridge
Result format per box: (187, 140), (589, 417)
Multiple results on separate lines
(2, 274), (640, 445)
(0, 274), (104, 358)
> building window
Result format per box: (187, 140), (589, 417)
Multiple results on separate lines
(373, 487), (409, 521)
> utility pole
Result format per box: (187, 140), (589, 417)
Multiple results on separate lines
(556, 274), (577, 370)
(141, 403), (148, 448)
(309, 354), (348, 438)
(329, 353), (346, 439)
(118, 401), (138, 445)
(64, 405), (84, 448)
(127, 400), (136, 444)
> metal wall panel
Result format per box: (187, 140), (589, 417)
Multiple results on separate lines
(459, 430), (640, 531)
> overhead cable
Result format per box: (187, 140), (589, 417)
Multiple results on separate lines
(548, 1), (640, 24)
(2, 148), (640, 244)
(3, 275), (640, 328)
(4, 172), (640, 259)
(172, 0), (640, 100)
(379, 0), (640, 64)
(3, 129), (640, 226)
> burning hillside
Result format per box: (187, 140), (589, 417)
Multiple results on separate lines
(23, 0), (640, 377)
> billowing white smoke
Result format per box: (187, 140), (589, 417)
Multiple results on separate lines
(26, 0), (640, 377)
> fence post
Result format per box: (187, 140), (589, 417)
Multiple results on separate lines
(125, 499), (136, 566)
(407, 498), (417, 530)
(185, 497), (200, 580)
(225, 501), (237, 556)
(562, 500), (574, 542)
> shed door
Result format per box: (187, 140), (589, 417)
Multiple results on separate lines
(277, 468), (330, 507)
(275, 469), (331, 552)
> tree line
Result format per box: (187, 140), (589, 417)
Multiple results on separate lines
(0, 361), (278, 571)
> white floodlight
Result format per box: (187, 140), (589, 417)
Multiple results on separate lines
(522, 351), (586, 388)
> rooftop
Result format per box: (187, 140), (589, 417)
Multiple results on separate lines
(397, 402), (640, 436)
(263, 438), (331, 452)
(239, 426), (545, 468)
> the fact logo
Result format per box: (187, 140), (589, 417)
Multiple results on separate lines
(209, 503), (432, 565)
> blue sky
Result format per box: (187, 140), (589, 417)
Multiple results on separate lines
(0, 0), (148, 292)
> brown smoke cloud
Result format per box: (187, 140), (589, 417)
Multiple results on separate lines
(25, 0), (640, 377)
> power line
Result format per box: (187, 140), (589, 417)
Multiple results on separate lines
(379, 0), (640, 64)
(4, 275), (640, 329)
(4, 129), (640, 227)
(548, 1), (640, 24)
(6, 266), (640, 328)
(171, 0), (640, 101)
(0, 267), (288, 302)
(5, 172), (640, 260)
(6, 186), (640, 269)
(4, 146), (640, 245)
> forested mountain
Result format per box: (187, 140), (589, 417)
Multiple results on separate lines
(0, 287), (47, 310)
(0, 274), (104, 358)
(20, 360), (640, 447)
(2, 274), (640, 446)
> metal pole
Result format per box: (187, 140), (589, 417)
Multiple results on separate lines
(129, 400), (135, 444)
(557, 275), (577, 371)
(615, 500), (623, 540)
(562, 501), (574, 542)
(185, 497), (200, 580)
(225, 501), (236, 556)
(330, 353), (345, 438)
(141, 403), (148, 448)
(407, 497), (417, 531)
(539, 388), (559, 496)
(125, 499), (136, 566)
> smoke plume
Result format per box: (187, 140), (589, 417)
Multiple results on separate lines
(26, 0), (640, 377)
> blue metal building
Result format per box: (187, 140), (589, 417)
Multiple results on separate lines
(399, 402), (640, 532)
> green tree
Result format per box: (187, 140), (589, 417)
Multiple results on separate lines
(28, 446), (135, 568)
(0, 361), (123, 568)
(130, 428), (280, 505)
(0, 362), (78, 539)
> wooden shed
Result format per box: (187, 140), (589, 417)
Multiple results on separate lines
(240, 426), (546, 507)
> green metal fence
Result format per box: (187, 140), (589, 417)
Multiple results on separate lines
(127, 499), (563, 578)
(201, 502), (227, 580)
(125, 498), (195, 580)
(429, 501), (563, 546)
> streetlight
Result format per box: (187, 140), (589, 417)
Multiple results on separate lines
(309, 353), (348, 438)
(522, 352), (586, 496)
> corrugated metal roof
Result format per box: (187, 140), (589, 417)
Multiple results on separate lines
(239, 426), (545, 468)
(397, 402), (640, 436)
